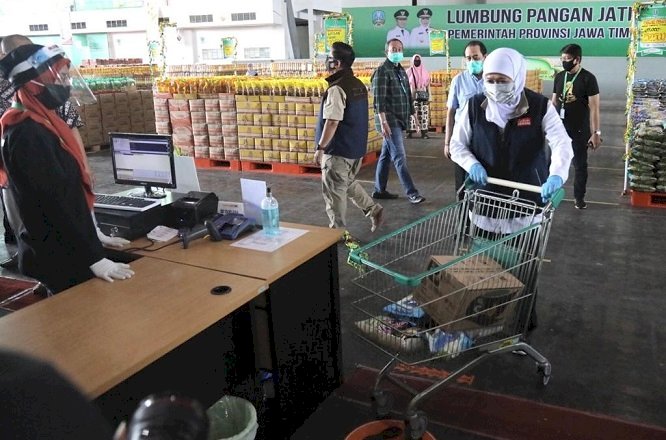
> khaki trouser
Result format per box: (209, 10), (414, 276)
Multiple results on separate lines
(321, 154), (379, 229)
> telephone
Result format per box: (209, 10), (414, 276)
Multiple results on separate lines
(205, 213), (255, 241)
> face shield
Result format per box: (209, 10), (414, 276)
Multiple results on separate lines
(9, 45), (96, 106)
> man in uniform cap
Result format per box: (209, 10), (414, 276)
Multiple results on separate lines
(410, 8), (432, 48)
(386, 9), (411, 48)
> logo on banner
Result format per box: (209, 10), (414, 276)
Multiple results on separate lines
(372, 10), (385, 27)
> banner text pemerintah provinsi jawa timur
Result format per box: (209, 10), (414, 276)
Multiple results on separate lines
(343, 1), (633, 57)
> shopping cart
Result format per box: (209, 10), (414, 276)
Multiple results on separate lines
(348, 178), (564, 440)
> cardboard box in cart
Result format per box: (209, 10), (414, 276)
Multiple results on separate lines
(413, 255), (524, 333)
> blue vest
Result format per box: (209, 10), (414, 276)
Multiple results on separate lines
(468, 89), (549, 205)
(315, 69), (368, 160)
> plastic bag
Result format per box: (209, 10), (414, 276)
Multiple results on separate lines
(207, 396), (258, 440)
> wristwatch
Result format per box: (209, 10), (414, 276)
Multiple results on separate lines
(594, 130), (601, 136)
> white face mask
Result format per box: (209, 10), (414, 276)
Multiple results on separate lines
(484, 82), (515, 104)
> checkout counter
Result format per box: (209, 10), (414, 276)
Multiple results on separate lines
(0, 190), (342, 439)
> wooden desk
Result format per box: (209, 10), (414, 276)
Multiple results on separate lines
(136, 222), (344, 438)
(135, 222), (342, 283)
(0, 257), (267, 398)
(0, 222), (343, 439)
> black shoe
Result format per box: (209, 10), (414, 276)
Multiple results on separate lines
(422, 133), (430, 139)
(0, 253), (18, 269)
(408, 194), (425, 204)
(372, 191), (399, 200)
(574, 199), (587, 209)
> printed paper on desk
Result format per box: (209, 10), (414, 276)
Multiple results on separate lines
(230, 227), (308, 252)
(240, 178), (266, 224)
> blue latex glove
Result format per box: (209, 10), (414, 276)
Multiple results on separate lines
(469, 163), (488, 185)
(541, 175), (563, 203)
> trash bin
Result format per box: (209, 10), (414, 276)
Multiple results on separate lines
(345, 419), (436, 440)
(207, 396), (258, 440)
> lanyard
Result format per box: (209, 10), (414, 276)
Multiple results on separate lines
(562, 69), (581, 100)
(395, 70), (408, 97)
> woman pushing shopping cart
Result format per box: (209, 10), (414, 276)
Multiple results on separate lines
(348, 178), (565, 440)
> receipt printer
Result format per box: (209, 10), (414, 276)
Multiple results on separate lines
(167, 191), (219, 229)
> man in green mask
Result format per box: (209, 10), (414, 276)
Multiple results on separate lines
(445, 40), (488, 199)
(370, 38), (425, 204)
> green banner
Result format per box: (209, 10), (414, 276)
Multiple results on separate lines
(637, 3), (666, 56)
(221, 37), (237, 58)
(429, 29), (446, 56)
(324, 17), (349, 51)
(314, 33), (326, 57)
(344, 1), (633, 57)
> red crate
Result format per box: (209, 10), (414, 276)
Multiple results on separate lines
(630, 190), (666, 208)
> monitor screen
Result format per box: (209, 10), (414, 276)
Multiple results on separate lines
(109, 133), (177, 198)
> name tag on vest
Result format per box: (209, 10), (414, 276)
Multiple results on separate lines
(516, 117), (532, 127)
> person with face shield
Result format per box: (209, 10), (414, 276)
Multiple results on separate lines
(0, 35), (130, 255)
(406, 54), (431, 139)
(313, 42), (384, 233)
(449, 47), (573, 332)
(445, 40), (488, 200)
(0, 44), (134, 293)
(370, 38), (425, 205)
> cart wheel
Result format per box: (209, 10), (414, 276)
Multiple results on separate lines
(537, 363), (552, 386)
(371, 389), (394, 418)
(406, 411), (428, 440)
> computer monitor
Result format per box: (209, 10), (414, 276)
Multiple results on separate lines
(109, 133), (177, 199)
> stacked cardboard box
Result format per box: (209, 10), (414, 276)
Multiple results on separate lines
(169, 98), (194, 156)
(77, 102), (104, 147)
(203, 97), (224, 160)
(98, 94), (117, 145)
(236, 94), (317, 164)
(413, 255), (524, 333)
(154, 94), (171, 135)
(220, 94), (238, 160)
(75, 91), (156, 150)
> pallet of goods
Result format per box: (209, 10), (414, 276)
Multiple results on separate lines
(74, 90), (156, 151)
(627, 79), (666, 208)
(152, 76), (381, 173)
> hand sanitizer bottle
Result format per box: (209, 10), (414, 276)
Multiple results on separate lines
(261, 187), (280, 235)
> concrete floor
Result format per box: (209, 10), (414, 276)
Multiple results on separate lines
(1, 96), (664, 435)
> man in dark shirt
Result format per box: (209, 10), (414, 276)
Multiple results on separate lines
(551, 44), (601, 209)
(371, 38), (425, 204)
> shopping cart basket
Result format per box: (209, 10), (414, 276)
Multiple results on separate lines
(348, 178), (564, 440)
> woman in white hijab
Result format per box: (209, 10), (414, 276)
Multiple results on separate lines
(449, 47), (573, 215)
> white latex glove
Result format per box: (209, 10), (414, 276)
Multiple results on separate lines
(92, 211), (129, 248)
(96, 227), (130, 248)
(90, 258), (135, 282)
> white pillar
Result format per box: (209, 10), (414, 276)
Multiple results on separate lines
(308, 8), (315, 59)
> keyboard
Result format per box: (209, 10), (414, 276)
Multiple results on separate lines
(94, 194), (162, 212)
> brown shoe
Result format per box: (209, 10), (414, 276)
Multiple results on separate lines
(370, 206), (384, 232)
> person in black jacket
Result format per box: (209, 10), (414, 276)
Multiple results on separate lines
(0, 44), (134, 293)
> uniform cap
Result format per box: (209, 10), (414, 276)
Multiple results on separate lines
(394, 9), (409, 19)
(417, 8), (432, 18)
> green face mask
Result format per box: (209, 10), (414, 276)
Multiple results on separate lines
(468, 60), (483, 75)
(388, 52), (404, 64)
